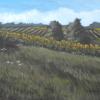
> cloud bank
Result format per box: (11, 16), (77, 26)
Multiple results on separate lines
(0, 7), (100, 26)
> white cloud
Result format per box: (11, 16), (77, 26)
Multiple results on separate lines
(0, 7), (100, 26)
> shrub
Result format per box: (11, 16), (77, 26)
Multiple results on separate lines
(49, 21), (64, 41)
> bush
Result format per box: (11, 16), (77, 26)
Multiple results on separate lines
(50, 21), (64, 41)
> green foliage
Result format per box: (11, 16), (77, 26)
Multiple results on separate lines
(50, 21), (64, 40)
(0, 46), (100, 100)
(66, 18), (93, 44)
(79, 33), (93, 44)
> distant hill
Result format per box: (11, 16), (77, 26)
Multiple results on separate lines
(88, 22), (100, 28)
(0, 22), (47, 28)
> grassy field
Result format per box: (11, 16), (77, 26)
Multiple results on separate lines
(0, 46), (100, 100)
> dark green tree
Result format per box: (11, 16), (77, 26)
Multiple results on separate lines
(73, 18), (92, 44)
(67, 18), (93, 44)
(50, 21), (64, 41)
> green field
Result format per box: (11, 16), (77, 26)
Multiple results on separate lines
(0, 46), (100, 100)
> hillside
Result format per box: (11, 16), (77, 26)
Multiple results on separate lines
(0, 46), (100, 100)
(0, 25), (48, 36)
(0, 21), (100, 45)
(88, 22), (100, 28)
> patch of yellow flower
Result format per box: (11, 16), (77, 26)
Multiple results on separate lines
(0, 31), (100, 52)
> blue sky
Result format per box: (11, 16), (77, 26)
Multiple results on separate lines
(0, 0), (100, 12)
(0, 0), (100, 25)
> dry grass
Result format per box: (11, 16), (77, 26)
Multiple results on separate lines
(0, 46), (100, 100)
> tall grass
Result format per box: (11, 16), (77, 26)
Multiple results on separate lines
(0, 46), (100, 100)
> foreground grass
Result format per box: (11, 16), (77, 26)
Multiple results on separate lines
(0, 46), (100, 100)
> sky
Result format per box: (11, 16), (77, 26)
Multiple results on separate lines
(0, 0), (100, 26)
